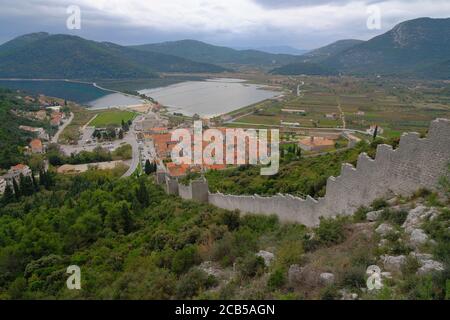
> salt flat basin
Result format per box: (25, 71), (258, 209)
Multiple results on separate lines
(138, 78), (280, 118)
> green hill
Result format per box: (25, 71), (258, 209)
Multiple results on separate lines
(414, 59), (450, 80)
(300, 39), (363, 63)
(0, 33), (227, 79)
(270, 61), (336, 76)
(131, 39), (300, 66)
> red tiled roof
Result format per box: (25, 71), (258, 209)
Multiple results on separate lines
(11, 164), (27, 171)
(30, 139), (43, 149)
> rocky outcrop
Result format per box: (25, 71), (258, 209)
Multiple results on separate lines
(319, 273), (335, 285)
(382, 255), (407, 272)
(366, 210), (383, 222)
(256, 250), (275, 267)
(409, 228), (429, 247)
(375, 223), (395, 237)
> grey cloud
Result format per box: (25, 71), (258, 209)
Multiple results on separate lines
(0, 0), (448, 50)
(251, 0), (374, 9)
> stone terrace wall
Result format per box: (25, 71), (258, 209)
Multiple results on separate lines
(158, 119), (450, 226)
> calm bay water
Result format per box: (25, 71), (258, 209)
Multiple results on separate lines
(138, 78), (280, 117)
(0, 80), (142, 109)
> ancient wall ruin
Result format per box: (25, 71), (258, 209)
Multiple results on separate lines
(158, 119), (450, 226)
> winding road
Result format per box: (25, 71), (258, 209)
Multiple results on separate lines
(51, 112), (74, 143)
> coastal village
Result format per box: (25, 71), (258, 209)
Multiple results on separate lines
(0, 83), (384, 197)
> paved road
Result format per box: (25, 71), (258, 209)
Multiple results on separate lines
(51, 112), (74, 143)
(122, 129), (140, 177)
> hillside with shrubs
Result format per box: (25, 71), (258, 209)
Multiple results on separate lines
(0, 162), (448, 299)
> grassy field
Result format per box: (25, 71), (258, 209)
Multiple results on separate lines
(59, 103), (96, 144)
(90, 109), (137, 127)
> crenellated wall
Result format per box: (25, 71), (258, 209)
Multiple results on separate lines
(157, 119), (450, 226)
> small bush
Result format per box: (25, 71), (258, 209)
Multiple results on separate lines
(402, 256), (420, 276)
(412, 188), (431, 199)
(315, 217), (346, 246)
(275, 240), (304, 268)
(211, 228), (258, 267)
(339, 266), (366, 289)
(171, 245), (201, 275)
(425, 192), (443, 207)
(320, 285), (339, 300)
(371, 198), (388, 210)
(219, 210), (240, 231)
(380, 209), (408, 226)
(353, 206), (370, 222)
(240, 214), (279, 235)
(175, 268), (218, 299)
(268, 268), (286, 289)
(350, 248), (376, 267)
(238, 255), (265, 279)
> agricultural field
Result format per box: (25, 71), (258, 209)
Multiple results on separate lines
(89, 109), (137, 128)
(225, 76), (450, 138)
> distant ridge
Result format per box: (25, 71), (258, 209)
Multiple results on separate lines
(271, 17), (450, 79)
(131, 39), (301, 66)
(323, 17), (450, 78)
(0, 33), (227, 79)
(300, 39), (364, 63)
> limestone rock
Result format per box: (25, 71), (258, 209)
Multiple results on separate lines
(402, 206), (436, 233)
(429, 208), (441, 221)
(386, 197), (398, 206)
(409, 229), (428, 247)
(409, 252), (433, 264)
(382, 255), (407, 272)
(287, 265), (320, 287)
(417, 260), (444, 275)
(198, 261), (229, 281)
(339, 289), (358, 300)
(375, 223), (395, 237)
(366, 210), (383, 222)
(378, 239), (389, 247)
(256, 250), (275, 267)
(319, 273), (335, 285)
(288, 264), (304, 285)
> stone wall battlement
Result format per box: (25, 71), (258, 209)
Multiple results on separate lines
(157, 119), (450, 226)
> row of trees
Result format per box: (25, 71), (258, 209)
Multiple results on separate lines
(92, 127), (124, 141)
(1, 169), (54, 204)
(144, 160), (157, 175)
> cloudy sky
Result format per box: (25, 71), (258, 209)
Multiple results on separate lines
(1, 0), (449, 49)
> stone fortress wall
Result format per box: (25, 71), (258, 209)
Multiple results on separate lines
(157, 119), (450, 227)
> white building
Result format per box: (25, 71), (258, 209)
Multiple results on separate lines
(366, 125), (384, 136)
(2, 164), (32, 187)
(46, 105), (62, 112)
